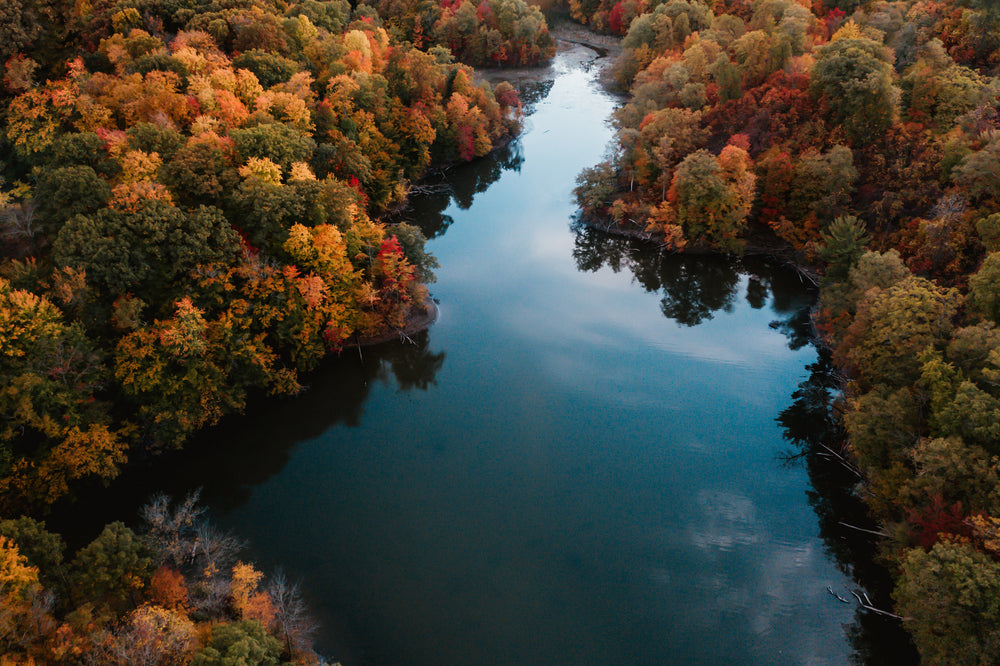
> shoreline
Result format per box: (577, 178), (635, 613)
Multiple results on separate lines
(377, 24), (624, 344)
(351, 296), (440, 347)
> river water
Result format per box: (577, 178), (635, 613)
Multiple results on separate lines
(55, 41), (918, 665)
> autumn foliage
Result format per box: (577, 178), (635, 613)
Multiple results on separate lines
(569, 0), (1000, 661)
(0, 0), (527, 512)
(0, 493), (318, 664)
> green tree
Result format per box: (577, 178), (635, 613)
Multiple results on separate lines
(0, 517), (65, 590)
(968, 253), (1000, 324)
(231, 50), (300, 88)
(126, 123), (185, 160)
(818, 215), (868, 286)
(230, 123), (316, 172)
(53, 201), (240, 299)
(161, 135), (240, 209)
(190, 620), (283, 666)
(902, 437), (1000, 515)
(811, 36), (898, 144)
(70, 522), (153, 617)
(895, 541), (1000, 665)
(34, 166), (111, 235)
(840, 276), (961, 388)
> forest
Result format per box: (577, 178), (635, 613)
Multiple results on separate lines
(1, 0), (999, 663)
(572, 0), (1000, 662)
(0, 0), (529, 661)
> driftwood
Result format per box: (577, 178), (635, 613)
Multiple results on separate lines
(816, 442), (864, 478)
(827, 586), (907, 621)
(837, 521), (890, 538)
(851, 590), (907, 620)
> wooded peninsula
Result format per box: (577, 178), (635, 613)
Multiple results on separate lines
(1, 0), (998, 663)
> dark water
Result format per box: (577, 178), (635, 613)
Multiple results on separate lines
(53, 44), (918, 665)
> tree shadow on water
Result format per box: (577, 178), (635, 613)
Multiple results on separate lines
(47, 332), (445, 546)
(571, 222), (813, 337)
(778, 354), (920, 665)
(572, 221), (918, 664)
(392, 140), (525, 238)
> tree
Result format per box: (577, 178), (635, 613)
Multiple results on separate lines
(968, 253), (1000, 324)
(161, 134), (240, 209)
(666, 147), (755, 254)
(391, 223), (439, 284)
(94, 604), (197, 666)
(839, 276), (961, 388)
(33, 166), (111, 235)
(0, 278), (125, 509)
(190, 620), (283, 666)
(787, 145), (857, 225)
(0, 534), (57, 657)
(895, 541), (1000, 665)
(0, 518), (65, 590)
(811, 34), (898, 144)
(920, 350), (1000, 451)
(231, 50), (300, 88)
(53, 201), (240, 299)
(902, 437), (1000, 515)
(230, 563), (274, 627)
(70, 522), (153, 617)
(954, 136), (1000, 204)
(819, 216), (868, 286)
(267, 571), (316, 660)
(230, 123), (315, 172)
(114, 296), (291, 449)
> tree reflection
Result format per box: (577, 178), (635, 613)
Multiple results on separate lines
(778, 354), (920, 665)
(47, 332), (445, 547)
(393, 139), (525, 238)
(571, 222), (814, 337)
(514, 80), (554, 114)
(571, 222), (915, 663)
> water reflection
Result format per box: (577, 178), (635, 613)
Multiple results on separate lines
(515, 80), (555, 114)
(572, 220), (915, 664)
(779, 353), (920, 664)
(571, 222), (814, 342)
(48, 332), (445, 546)
(397, 140), (525, 238)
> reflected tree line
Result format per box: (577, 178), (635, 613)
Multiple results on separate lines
(572, 221), (918, 665)
(48, 333), (445, 548)
(572, 222), (815, 344)
(50, 76), (536, 546)
(392, 137), (526, 238)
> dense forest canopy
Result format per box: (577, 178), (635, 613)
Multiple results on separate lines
(4, 0), (1000, 662)
(0, 0), (533, 661)
(0, 0), (529, 513)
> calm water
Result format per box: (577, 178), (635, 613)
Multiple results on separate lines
(55, 43), (918, 665)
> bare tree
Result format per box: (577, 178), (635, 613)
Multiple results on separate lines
(140, 490), (205, 569)
(268, 570), (318, 662)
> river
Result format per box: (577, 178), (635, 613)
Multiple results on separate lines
(54, 39), (918, 665)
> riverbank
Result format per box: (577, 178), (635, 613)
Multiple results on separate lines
(352, 296), (440, 347)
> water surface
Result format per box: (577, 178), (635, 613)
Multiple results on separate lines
(58, 42), (914, 665)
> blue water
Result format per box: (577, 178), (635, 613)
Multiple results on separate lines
(208, 46), (858, 664)
(59, 43), (870, 665)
